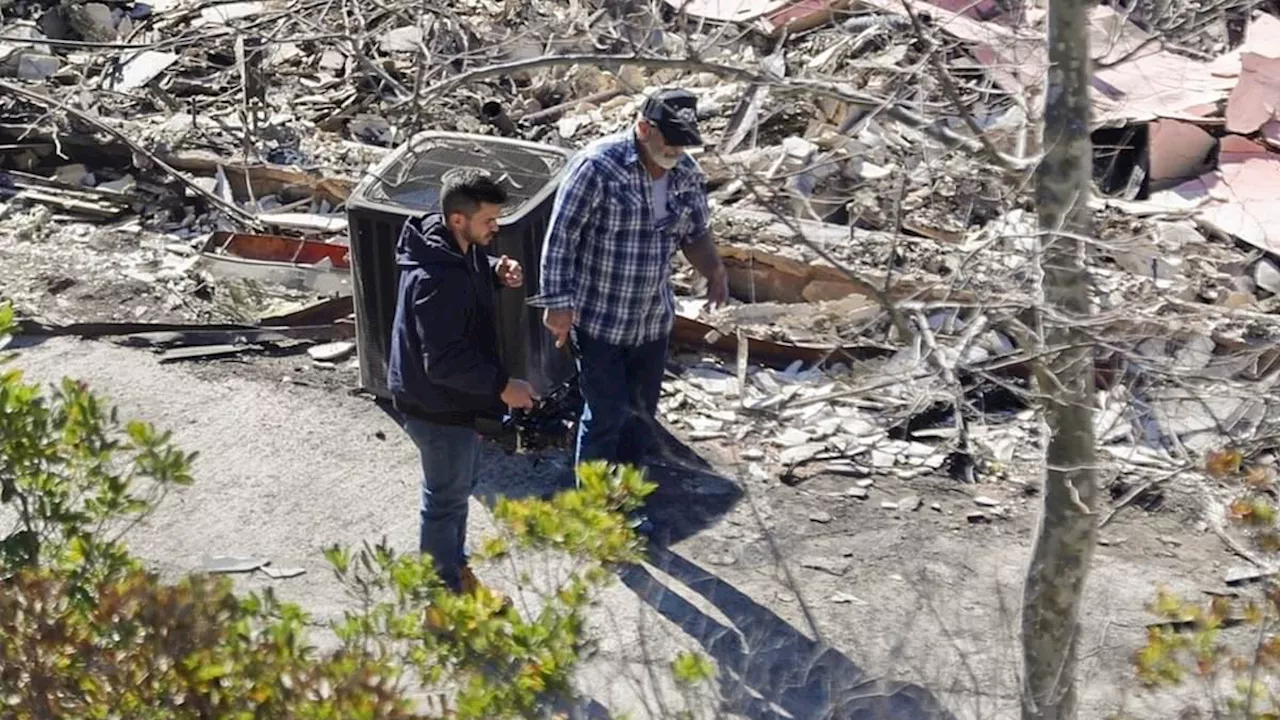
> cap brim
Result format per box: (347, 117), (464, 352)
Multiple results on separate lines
(658, 121), (703, 147)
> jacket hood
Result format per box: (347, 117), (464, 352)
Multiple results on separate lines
(396, 213), (466, 268)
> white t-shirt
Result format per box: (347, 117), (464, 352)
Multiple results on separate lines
(651, 173), (670, 225)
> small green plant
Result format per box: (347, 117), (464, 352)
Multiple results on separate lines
(320, 462), (656, 718)
(671, 650), (716, 687)
(1136, 447), (1280, 718)
(0, 303), (196, 582)
(0, 302), (670, 718)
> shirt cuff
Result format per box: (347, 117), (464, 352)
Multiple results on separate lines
(526, 292), (575, 310)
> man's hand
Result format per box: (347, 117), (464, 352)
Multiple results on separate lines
(495, 255), (523, 289)
(501, 379), (537, 410)
(682, 234), (729, 309)
(543, 308), (574, 349)
(707, 266), (729, 309)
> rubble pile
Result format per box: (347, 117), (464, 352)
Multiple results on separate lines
(0, 0), (1025, 226)
(2, 0), (1280, 514)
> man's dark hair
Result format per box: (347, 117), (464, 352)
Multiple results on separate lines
(440, 168), (508, 218)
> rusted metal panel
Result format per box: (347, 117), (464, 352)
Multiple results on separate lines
(198, 231), (352, 295)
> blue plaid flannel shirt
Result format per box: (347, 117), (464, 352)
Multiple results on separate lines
(536, 131), (711, 347)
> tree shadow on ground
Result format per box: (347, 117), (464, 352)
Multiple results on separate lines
(5, 334), (49, 351)
(618, 546), (959, 720)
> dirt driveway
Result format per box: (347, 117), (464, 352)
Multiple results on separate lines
(8, 336), (1226, 719)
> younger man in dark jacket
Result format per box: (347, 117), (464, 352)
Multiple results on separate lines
(388, 169), (536, 595)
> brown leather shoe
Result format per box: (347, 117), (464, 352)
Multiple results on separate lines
(458, 564), (481, 595)
(459, 565), (515, 614)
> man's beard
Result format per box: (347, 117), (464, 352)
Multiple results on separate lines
(643, 137), (682, 169)
(462, 228), (493, 246)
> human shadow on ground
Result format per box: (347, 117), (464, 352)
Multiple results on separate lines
(417, 402), (745, 548)
(639, 425), (745, 546)
(618, 546), (959, 720)
(375, 398), (743, 546)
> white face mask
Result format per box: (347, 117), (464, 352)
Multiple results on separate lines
(651, 151), (682, 170)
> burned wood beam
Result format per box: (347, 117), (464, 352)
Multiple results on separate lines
(17, 319), (352, 345)
(672, 315), (893, 369)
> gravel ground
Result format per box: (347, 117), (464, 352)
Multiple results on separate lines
(6, 335), (1233, 719)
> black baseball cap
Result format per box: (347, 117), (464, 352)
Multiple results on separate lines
(640, 88), (703, 147)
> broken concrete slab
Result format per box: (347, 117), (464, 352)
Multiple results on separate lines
(13, 51), (60, 80)
(1089, 6), (1237, 124)
(110, 50), (180, 92)
(772, 426), (812, 446)
(1254, 258), (1280, 296)
(307, 340), (355, 362)
(199, 0), (267, 24)
(779, 443), (826, 466)
(1225, 13), (1280, 134)
(380, 25), (423, 53)
(1225, 566), (1277, 586)
(66, 2), (119, 42)
(1153, 136), (1280, 253)
(1150, 388), (1265, 453)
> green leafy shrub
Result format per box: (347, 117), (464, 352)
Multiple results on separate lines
(0, 302), (709, 718)
(0, 566), (414, 718)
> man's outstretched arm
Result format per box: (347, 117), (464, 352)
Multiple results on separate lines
(678, 172), (728, 306)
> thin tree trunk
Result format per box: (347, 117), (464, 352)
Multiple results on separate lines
(1021, 0), (1099, 715)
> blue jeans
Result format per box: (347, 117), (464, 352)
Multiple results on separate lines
(402, 416), (479, 592)
(574, 330), (669, 470)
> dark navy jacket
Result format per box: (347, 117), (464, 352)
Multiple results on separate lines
(387, 213), (508, 427)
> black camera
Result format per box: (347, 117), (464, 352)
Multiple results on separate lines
(503, 371), (583, 452)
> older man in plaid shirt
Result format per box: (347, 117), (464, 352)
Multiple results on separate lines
(535, 88), (729, 483)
